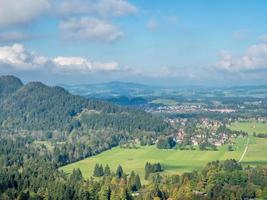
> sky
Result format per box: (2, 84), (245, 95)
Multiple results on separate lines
(0, 0), (267, 86)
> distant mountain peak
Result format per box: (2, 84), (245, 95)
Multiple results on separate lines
(0, 75), (23, 96)
(0, 75), (23, 85)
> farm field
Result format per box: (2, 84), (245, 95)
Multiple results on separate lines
(60, 137), (246, 181)
(230, 121), (267, 134)
(230, 121), (267, 167)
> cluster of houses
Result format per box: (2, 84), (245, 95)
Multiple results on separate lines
(174, 119), (231, 146)
(206, 108), (235, 113)
(200, 118), (222, 128)
(146, 104), (235, 114)
(237, 117), (267, 123)
(175, 128), (230, 146)
(146, 105), (201, 113)
(167, 118), (188, 126)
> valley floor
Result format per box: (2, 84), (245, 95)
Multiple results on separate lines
(61, 121), (267, 181)
(60, 137), (247, 181)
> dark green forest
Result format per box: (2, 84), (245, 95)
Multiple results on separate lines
(0, 76), (168, 132)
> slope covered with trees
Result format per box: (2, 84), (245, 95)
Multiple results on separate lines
(0, 75), (168, 133)
(0, 75), (23, 97)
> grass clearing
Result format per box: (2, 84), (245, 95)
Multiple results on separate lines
(60, 138), (246, 181)
(230, 121), (267, 167)
(151, 99), (178, 106)
(230, 121), (267, 134)
(61, 121), (267, 181)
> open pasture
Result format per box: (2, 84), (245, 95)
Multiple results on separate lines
(230, 121), (267, 167)
(60, 138), (246, 180)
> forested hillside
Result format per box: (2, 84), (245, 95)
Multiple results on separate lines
(0, 75), (168, 133)
(0, 75), (23, 97)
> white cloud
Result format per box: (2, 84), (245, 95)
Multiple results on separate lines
(53, 56), (119, 73)
(56, 0), (138, 17)
(96, 0), (138, 17)
(147, 19), (158, 31)
(60, 17), (124, 42)
(214, 42), (267, 72)
(0, 0), (137, 44)
(0, 44), (120, 73)
(0, 0), (50, 27)
(0, 44), (48, 70)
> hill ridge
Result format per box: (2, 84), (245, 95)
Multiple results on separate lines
(0, 75), (168, 133)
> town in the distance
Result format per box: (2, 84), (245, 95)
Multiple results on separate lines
(1, 75), (267, 200)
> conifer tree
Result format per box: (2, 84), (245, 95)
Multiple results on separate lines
(93, 163), (100, 177)
(116, 165), (123, 178)
(99, 164), (104, 177)
(134, 174), (141, 191)
(104, 164), (111, 176)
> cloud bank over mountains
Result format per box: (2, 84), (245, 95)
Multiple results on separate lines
(0, 44), (120, 74)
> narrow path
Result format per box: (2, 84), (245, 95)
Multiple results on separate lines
(238, 137), (249, 163)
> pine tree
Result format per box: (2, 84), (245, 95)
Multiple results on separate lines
(128, 171), (136, 191)
(128, 171), (141, 192)
(70, 168), (83, 182)
(134, 174), (141, 191)
(145, 162), (152, 180)
(116, 165), (123, 178)
(99, 164), (104, 176)
(93, 163), (104, 177)
(93, 163), (100, 177)
(104, 164), (111, 176)
(93, 163), (101, 177)
(154, 163), (162, 172)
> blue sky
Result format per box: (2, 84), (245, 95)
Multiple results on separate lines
(0, 0), (267, 86)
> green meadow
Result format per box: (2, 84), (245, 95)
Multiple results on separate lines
(230, 121), (267, 134)
(61, 121), (267, 180)
(60, 137), (246, 180)
(151, 98), (178, 106)
(230, 121), (267, 167)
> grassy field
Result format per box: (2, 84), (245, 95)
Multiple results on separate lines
(60, 121), (267, 180)
(230, 121), (267, 134)
(60, 137), (246, 181)
(229, 121), (267, 167)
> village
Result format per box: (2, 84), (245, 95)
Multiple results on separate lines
(146, 104), (236, 114)
(171, 118), (236, 147)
